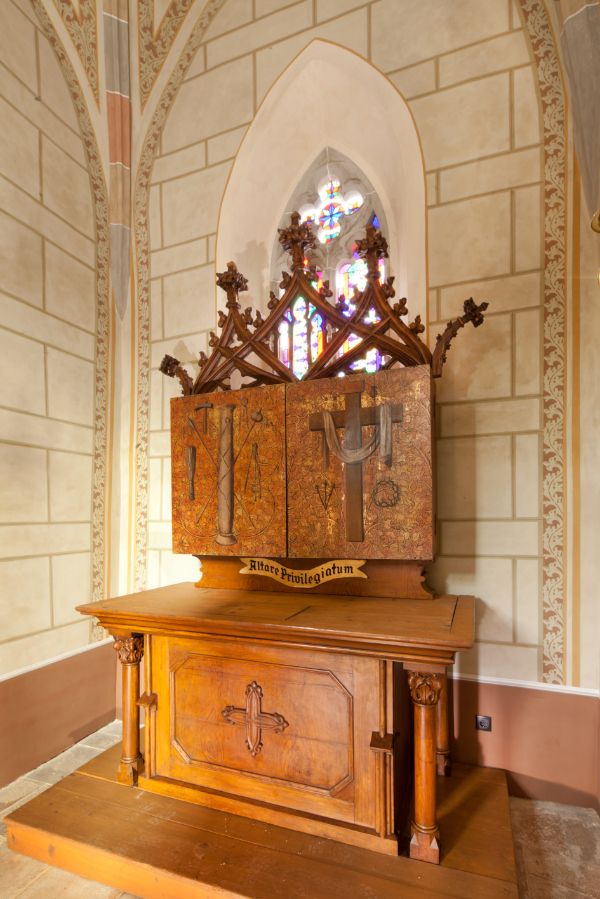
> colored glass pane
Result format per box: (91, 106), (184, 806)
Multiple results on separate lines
(345, 192), (363, 215)
(336, 256), (386, 301)
(278, 321), (290, 367)
(292, 297), (309, 378)
(310, 312), (324, 362)
(300, 178), (364, 245)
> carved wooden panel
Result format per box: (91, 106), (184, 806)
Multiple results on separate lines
(286, 366), (434, 560)
(169, 654), (353, 793)
(170, 384), (286, 556)
(151, 636), (380, 828)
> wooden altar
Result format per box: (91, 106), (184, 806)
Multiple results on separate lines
(6, 214), (494, 892)
(77, 582), (474, 863)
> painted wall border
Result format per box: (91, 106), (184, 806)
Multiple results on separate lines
(519, 0), (568, 684)
(137, 0), (196, 109)
(31, 0), (111, 612)
(51, 0), (99, 103)
(133, 0), (227, 591)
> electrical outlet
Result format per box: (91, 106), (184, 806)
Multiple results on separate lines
(476, 715), (492, 732)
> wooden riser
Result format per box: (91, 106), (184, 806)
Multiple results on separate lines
(5, 746), (518, 899)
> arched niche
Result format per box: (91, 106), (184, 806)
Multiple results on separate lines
(217, 39), (427, 319)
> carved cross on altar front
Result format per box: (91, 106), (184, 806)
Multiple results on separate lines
(309, 381), (403, 543)
(222, 681), (289, 757)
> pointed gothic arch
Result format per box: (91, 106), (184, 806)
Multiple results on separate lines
(216, 39), (428, 320)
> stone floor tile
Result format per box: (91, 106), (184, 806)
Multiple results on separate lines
(0, 777), (45, 814)
(510, 798), (600, 898)
(78, 730), (121, 751)
(1, 783), (50, 839)
(526, 874), (590, 899)
(99, 719), (123, 736)
(0, 842), (47, 896)
(24, 762), (74, 786)
(42, 743), (102, 775)
(14, 864), (120, 897)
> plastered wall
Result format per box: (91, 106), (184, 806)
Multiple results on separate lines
(0, 0), (103, 676)
(138, 0), (577, 686)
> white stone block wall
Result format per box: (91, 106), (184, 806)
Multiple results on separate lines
(0, 0), (97, 675)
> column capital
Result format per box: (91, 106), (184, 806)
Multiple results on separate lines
(113, 634), (144, 666)
(408, 671), (443, 706)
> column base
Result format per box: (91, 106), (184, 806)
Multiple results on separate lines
(410, 825), (440, 864)
(436, 750), (451, 777)
(117, 754), (142, 786)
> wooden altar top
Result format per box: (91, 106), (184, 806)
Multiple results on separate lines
(78, 584), (474, 665)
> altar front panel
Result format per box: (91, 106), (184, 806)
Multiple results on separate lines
(149, 635), (381, 830)
(286, 366), (435, 559)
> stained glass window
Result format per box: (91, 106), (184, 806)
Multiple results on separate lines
(299, 178), (364, 244)
(278, 296), (328, 379)
(336, 247), (386, 374)
(273, 151), (389, 378)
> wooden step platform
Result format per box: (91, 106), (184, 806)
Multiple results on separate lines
(5, 745), (518, 898)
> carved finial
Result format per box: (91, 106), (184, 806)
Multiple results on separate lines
(393, 297), (408, 317)
(208, 330), (219, 347)
(159, 354), (179, 378)
(279, 271), (292, 291)
(463, 297), (488, 327)
(217, 309), (227, 329)
(409, 315), (425, 335)
(355, 224), (388, 279)
(243, 306), (253, 326)
(254, 310), (264, 328)
(382, 275), (396, 299)
(268, 290), (279, 310)
(319, 280), (333, 301)
(306, 263), (320, 283)
(216, 261), (248, 309)
(336, 294), (349, 313)
(198, 351), (208, 369)
(431, 297), (489, 377)
(159, 354), (193, 395)
(278, 211), (316, 272)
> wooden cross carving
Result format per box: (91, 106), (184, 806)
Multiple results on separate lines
(309, 380), (403, 542)
(222, 681), (289, 757)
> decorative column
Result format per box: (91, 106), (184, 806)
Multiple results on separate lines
(408, 670), (443, 863)
(113, 634), (144, 785)
(436, 668), (451, 776)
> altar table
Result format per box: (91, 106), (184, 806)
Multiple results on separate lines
(78, 583), (474, 864)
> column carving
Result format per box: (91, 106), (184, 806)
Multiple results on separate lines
(408, 670), (443, 864)
(113, 634), (144, 785)
(114, 635), (144, 665)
